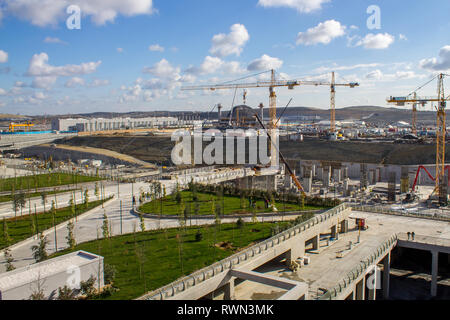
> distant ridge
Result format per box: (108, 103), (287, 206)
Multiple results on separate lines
(31, 106), (437, 125)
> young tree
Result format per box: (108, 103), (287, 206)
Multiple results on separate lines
(66, 220), (76, 249)
(3, 247), (15, 271)
(94, 183), (100, 200)
(57, 285), (77, 300)
(31, 233), (49, 263)
(83, 189), (89, 209)
(68, 195), (75, 218)
(40, 192), (47, 213)
(29, 275), (46, 300)
(139, 213), (146, 232)
(102, 212), (110, 239)
(2, 217), (11, 245)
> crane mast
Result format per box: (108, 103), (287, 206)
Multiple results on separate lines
(269, 70), (278, 168)
(436, 74), (447, 205)
(330, 72), (336, 133)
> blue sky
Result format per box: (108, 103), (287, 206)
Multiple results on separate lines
(0, 0), (450, 115)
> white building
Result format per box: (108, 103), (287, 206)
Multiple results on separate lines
(0, 251), (104, 300)
(52, 116), (185, 132)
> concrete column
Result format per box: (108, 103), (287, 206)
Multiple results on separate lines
(340, 220), (348, 233)
(368, 271), (377, 300)
(331, 225), (337, 239)
(224, 278), (235, 300)
(383, 253), (391, 300)
(312, 235), (319, 250)
(431, 251), (439, 297)
(355, 277), (365, 300)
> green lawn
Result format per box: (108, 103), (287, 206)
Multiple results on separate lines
(139, 191), (323, 216)
(0, 173), (102, 193)
(0, 189), (77, 203)
(53, 220), (298, 300)
(0, 198), (108, 250)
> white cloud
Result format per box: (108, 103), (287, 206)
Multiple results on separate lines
(43, 36), (67, 45)
(0, 88), (6, 95)
(365, 69), (426, 81)
(65, 77), (85, 88)
(27, 53), (101, 77)
(210, 24), (249, 58)
(142, 59), (181, 81)
(399, 34), (407, 41)
(31, 76), (57, 89)
(420, 45), (450, 71)
(355, 33), (395, 49)
(90, 79), (110, 87)
(4, 0), (155, 27)
(33, 91), (47, 100)
(296, 20), (346, 46)
(186, 56), (245, 76)
(257, 0), (330, 13)
(149, 44), (164, 52)
(247, 54), (283, 71)
(117, 48), (124, 53)
(314, 63), (381, 74)
(0, 50), (8, 63)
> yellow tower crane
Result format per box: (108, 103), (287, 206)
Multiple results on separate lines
(387, 73), (450, 205)
(182, 69), (359, 166)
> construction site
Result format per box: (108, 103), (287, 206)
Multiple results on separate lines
(0, 69), (449, 302)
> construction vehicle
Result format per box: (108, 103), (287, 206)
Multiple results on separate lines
(8, 121), (34, 132)
(354, 218), (368, 231)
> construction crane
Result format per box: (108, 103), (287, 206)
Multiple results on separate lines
(387, 73), (450, 205)
(182, 69), (359, 166)
(9, 121), (34, 132)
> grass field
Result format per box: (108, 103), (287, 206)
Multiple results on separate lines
(139, 191), (323, 216)
(0, 198), (108, 250)
(53, 220), (300, 300)
(0, 173), (102, 193)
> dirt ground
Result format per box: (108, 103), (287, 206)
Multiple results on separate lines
(56, 135), (448, 166)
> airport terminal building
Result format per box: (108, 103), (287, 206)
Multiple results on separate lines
(52, 116), (181, 132)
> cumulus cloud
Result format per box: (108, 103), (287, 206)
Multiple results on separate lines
(3, 0), (155, 27)
(143, 59), (181, 81)
(65, 77), (85, 88)
(117, 48), (124, 53)
(296, 20), (346, 46)
(0, 50), (8, 63)
(355, 33), (395, 49)
(258, 0), (330, 13)
(90, 79), (110, 87)
(43, 37), (67, 45)
(27, 53), (101, 77)
(247, 54), (283, 71)
(0, 88), (6, 95)
(365, 69), (425, 81)
(420, 45), (450, 71)
(31, 76), (57, 89)
(149, 44), (164, 52)
(210, 24), (249, 58)
(185, 56), (245, 75)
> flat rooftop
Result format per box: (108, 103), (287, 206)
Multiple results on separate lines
(231, 211), (450, 300)
(0, 251), (101, 291)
